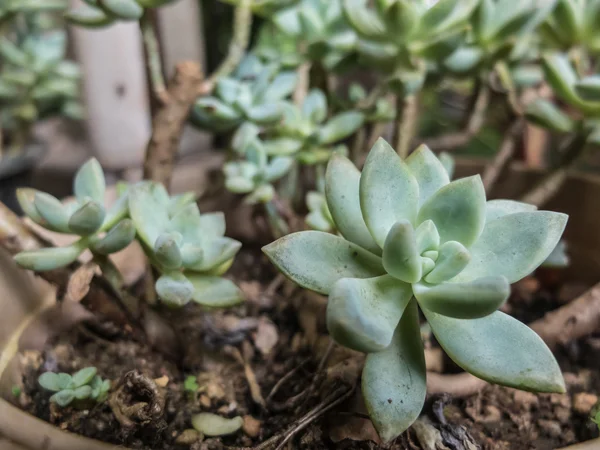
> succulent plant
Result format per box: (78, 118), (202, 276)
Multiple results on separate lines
(0, 30), (83, 151)
(525, 53), (600, 142)
(224, 127), (294, 204)
(14, 158), (135, 271)
(0, 0), (67, 23)
(38, 367), (110, 407)
(540, 0), (600, 54)
(343, 83), (396, 124)
(343, 0), (478, 95)
(272, 0), (358, 70)
(190, 60), (297, 132)
(263, 138), (567, 441)
(305, 191), (335, 232)
(270, 89), (364, 164)
(128, 181), (244, 307)
(65, 0), (176, 27)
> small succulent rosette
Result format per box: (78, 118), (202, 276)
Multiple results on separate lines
(264, 138), (567, 442)
(38, 367), (110, 407)
(128, 181), (244, 308)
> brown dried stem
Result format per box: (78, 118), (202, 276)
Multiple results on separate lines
(423, 81), (490, 152)
(393, 94), (418, 158)
(482, 120), (524, 193)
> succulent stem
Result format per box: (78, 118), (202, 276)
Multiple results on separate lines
(393, 94), (418, 159)
(139, 10), (169, 107)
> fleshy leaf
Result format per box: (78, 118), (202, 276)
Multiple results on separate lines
(65, 4), (112, 28)
(34, 192), (70, 232)
(98, 0), (143, 20)
(327, 275), (412, 353)
(360, 138), (419, 247)
(38, 373), (63, 392)
(50, 390), (75, 407)
(16, 188), (45, 225)
(154, 232), (183, 270)
(318, 112), (364, 145)
(405, 144), (450, 207)
(424, 309), (565, 393)
(485, 199), (537, 222)
(382, 220), (422, 284)
(74, 385), (92, 399)
(302, 89), (327, 123)
(325, 154), (380, 254)
(68, 201), (105, 235)
(362, 300), (426, 443)
(128, 182), (171, 247)
(68, 367), (97, 389)
(188, 237), (241, 272)
(525, 98), (574, 133)
(415, 220), (440, 254)
(454, 211), (568, 283)
(262, 231), (385, 294)
(414, 276), (509, 319)
(14, 243), (85, 271)
(424, 240), (470, 284)
(188, 274), (244, 307)
(417, 176), (486, 247)
(156, 272), (194, 307)
(91, 219), (136, 254)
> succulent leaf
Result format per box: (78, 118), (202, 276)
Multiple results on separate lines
(405, 144), (450, 207)
(485, 199), (537, 222)
(317, 111), (364, 145)
(424, 309), (565, 393)
(68, 201), (105, 235)
(154, 232), (183, 270)
(302, 89), (328, 123)
(327, 275), (411, 353)
(34, 192), (71, 232)
(98, 0), (143, 19)
(525, 99), (574, 133)
(362, 300), (426, 443)
(65, 4), (112, 27)
(382, 220), (422, 283)
(187, 274), (244, 307)
(91, 219), (136, 254)
(156, 272), (194, 307)
(14, 242), (85, 271)
(262, 231), (385, 294)
(423, 240), (470, 284)
(68, 367), (97, 389)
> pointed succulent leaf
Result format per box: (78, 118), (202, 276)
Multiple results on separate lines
(424, 309), (565, 393)
(68, 201), (105, 235)
(455, 211), (567, 283)
(325, 154), (380, 254)
(14, 242), (85, 271)
(74, 385), (92, 399)
(302, 89), (327, 123)
(362, 300), (426, 443)
(265, 157), (294, 182)
(34, 192), (71, 232)
(180, 243), (204, 268)
(225, 175), (255, 194)
(263, 72), (298, 102)
(38, 373), (64, 392)
(424, 240), (470, 284)
(154, 232), (183, 270)
(360, 138), (419, 247)
(525, 99), (574, 133)
(168, 203), (203, 242)
(438, 152), (454, 179)
(485, 199), (537, 222)
(215, 77), (241, 105)
(262, 231), (385, 294)
(382, 220), (422, 284)
(101, 192), (129, 231)
(417, 176), (486, 247)
(245, 184), (275, 204)
(327, 275), (412, 353)
(189, 237), (241, 272)
(16, 188), (45, 225)
(385, 0), (418, 37)
(317, 111), (364, 145)
(443, 46), (483, 74)
(187, 274), (244, 307)
(541, 53), (582, 108)
(415, 275), (509, 319)
(575, 76), (600, 102)
(98, 0), (143, 19)
(65, 4), (113, 27)
(193, 97), (240, 122)
(247, 103), (282, 125)
(415, 220), (440, 254)
(232, 123), (260, 154)
(262, 137), (304, 156)
(91, 219), (136, 254)
(552, 0), (581, 41)
(419, 0), (462, 31)
(68, 367), (97, 389)
(50, 390), (75, 407)
(406, 144), (450, 207)
(342, 0), (387, 40)
(156, 272), (194, 307)
(198, 212), (226, 239)
(128, 182), (171, 247)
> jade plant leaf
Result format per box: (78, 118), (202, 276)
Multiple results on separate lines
(362, 300), (426, 443)
(73, 158), (105, 204)
(14, 243), (85, 271)
(424, 309), (565, 393)
(360, 138), (419, 247)
(327, 275), (412, 353)
(34, 192), (71, 232)
(188, 274), (244, 307)
(68, 201), (105, 235)
(262, 231), (385, 294)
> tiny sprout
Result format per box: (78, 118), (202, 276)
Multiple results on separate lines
(263, 138), (568, 442)
(38, 367), (110, 408)
(184, 375), (199, 394)
(11, 385), (21, 397)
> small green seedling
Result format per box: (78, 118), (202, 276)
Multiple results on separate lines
(263, 138), (567, 442)
(11, 385), (21, 397)
(15, 158), (135, 271)
(184, 375), (199, 397)
(38, 367), (110, 408)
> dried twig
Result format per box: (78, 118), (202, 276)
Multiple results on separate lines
(423, 82), (490, 152)
(481, 120), (524, 193)
(393, 94), (418, 158)
(530, 281), (600, 351)
(266, 358), (310, 404)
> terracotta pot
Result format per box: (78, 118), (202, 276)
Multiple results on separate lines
(1, 160), (600, 449)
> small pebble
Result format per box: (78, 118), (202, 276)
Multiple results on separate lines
(513, 391), (539, 410)
(537, 419), (562, 438)
(154, 375), (169, 388)
(175, 429), (202, 446)
(573, 393), (598, 415)
(242, 415), (261, 438)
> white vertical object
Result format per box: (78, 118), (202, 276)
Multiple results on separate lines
(69, 1), (151, 170)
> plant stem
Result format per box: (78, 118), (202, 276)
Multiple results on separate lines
(481, 120), (524, 193)
(293, 62), (311, 106)
(200, 0), (252, 94)
(264, 200), (289, 239)
(393, 94), (418, 158)
(350, 126), (366, 164)
(140, 10), (169, 108)
(423, 80), (490, 152)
